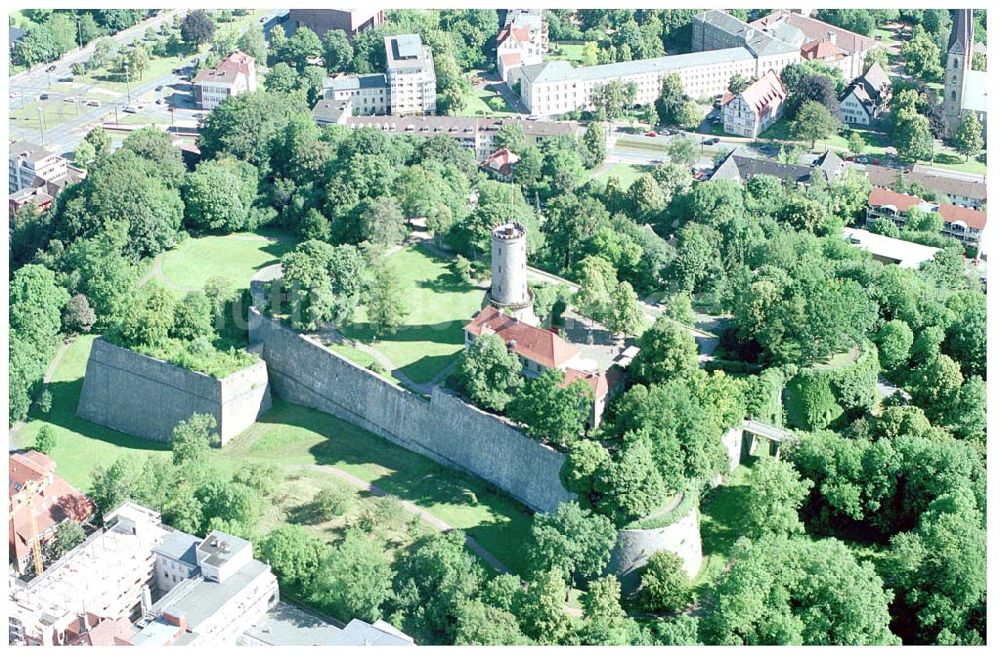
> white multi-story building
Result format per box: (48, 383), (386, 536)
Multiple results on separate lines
(513, 44), (798, 117)
(323, 73), (389, 115)
(496, 9), (547, 83)
(320, 34), (436, 117)
(8, 503), (278, 647)
(192, 51), (257, 111)
(385, 34), (437, 115)
(721, 69), (787, 138)
(9, 142), (68, 193)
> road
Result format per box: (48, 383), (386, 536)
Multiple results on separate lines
(9, 9), (288, 155)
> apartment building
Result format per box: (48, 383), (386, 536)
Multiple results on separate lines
(751, 10), (876, 80)
(721, 69), (787, 138)
(192, 51), (257, 110)
(865, 164), (986, 210)
(385, 34), (437, 115)
(9, 503), (278, 647)
(496, 9), (547, 82)
(865, 188), (988, 251)
(514, 44), (798, 117)
(320, 34), (436, 117)
(323, 73), (389, 115)
(9, 141), (68, 193)
(839, 62), (891, 126)
(338, 114), (578, 160)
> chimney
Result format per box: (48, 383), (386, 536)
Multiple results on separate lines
(827, 31), (837, 45)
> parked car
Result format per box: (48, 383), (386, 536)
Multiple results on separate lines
(155, 85), (164, 91)
(702, 137), (721, 145)
(124, 105), (138, 113)
(87, 100), (100, 107)
(651, 159), (664, 164)
(58, 76), (73, 82)
(645, 130), (657, 137)
(38, 93), (49, 100)
(63, 96), (76, 103)
(46, 64), (57, 72)
(155, 99), (163, 105)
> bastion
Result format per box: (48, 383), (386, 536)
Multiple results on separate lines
(77, 338), (271, 445)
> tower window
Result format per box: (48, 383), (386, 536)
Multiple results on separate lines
(952, 90), (957, 101)
(953, 58), (958, 68)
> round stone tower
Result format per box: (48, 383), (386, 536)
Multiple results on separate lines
(490, 222), (530, 308)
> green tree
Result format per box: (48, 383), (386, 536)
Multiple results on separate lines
(276, 26), (323, 72)
(258, 525), (329, 593)
(581, 122), (606, 168)
(171, 414), (218, 465)
(516, 568), (573, 644)
(508, 368), (592, 447)
(183, 158), (260, 232)
(744, 457), (812, 539)
(629, 316), (698, 385)
(321, 29), (354, 73)
(875, 319), (913, 371)
(574, 255), (618, 321)
(637, 550), (692, 613)
(456, 334), (524, 412)
(367, 262), (408, 339)
(901, 25), (943, 81)
(895, 111), (935, 163)
(180, 9), (216, 49)
(728, 73), (749, 94)
(33, 425), (58, 454)
(47, 521), (86, 561)
(359, 196), (408, 246)
(236, 24), (268, 62)
(885, 488), (986, 644)
(847, 130), (867, 156)
(316, 530), (394, 622)
(526, 502), (616, 586)
(792, 100), (841, 149)
(453, 599), (531, 645)
(675, 99), (703, 131)
(704, 535), (898, 645)
(314, 483), (355, 520)
(605, 280), (644, 337)
(953, 112), (984, 161)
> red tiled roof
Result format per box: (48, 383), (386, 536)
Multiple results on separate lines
(464, 306), (578, 369)
(483, 148), (520, 177)
(724, 70), (786, 117)
(193, 51), (254, 85)
(500, 52), (523, 67)
(752, 10), (876, 55)
(939, 204), (987, 231)
(868, 188), (987, 231)
(867, 187), (923, 211)
(562, 367), (609, 400)
(9, 451), (94, 564)
(801, 39), (845, 60)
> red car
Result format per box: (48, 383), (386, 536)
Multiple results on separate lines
(645, 130), (657, 137)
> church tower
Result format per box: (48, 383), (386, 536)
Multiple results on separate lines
(943, 9), (973, 136)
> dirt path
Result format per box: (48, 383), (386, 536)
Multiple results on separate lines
(303, 464), (510, 574)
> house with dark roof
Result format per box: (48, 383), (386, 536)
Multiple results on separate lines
(865, 187), (988, 251)
(721, 70), (787, 138)
(709, 149), (845, 185)
(839, 62), (892, 126)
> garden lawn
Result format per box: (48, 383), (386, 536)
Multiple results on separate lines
(589, 163), (652, 187)
(546, 42), (587, 64)
(695, 463), (753, 588)
(154, 231), (295, 291)
(342, 245), (485, 384)
(12, 335), (169, 490)
(461, 84), (516, 117)
(221, 400), (536, 575)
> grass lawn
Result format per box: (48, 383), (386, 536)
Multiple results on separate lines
(342, 245), (485, 384)
(152, 231), (295, 291)
(12, 335), (170, 490)
(615, 136), (669, 153)
(226, 401), (535, 575)
(928, 150), (987, 176)
(589, 163), (652, 187)
(695, 462), (754, 588)
(546, 42), (587, 64)
(461, 84), (516, 117)
(16, 333), (536, 576)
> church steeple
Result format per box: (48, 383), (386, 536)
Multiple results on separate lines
(943, 9), (974, 136)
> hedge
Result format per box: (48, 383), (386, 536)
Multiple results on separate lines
(784, 341), (879, 431)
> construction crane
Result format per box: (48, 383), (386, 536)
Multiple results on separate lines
(23, 481), (46, 577)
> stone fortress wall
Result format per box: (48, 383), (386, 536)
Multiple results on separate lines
(248, 308), (575, 514)
(76, 338), (271, 445)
